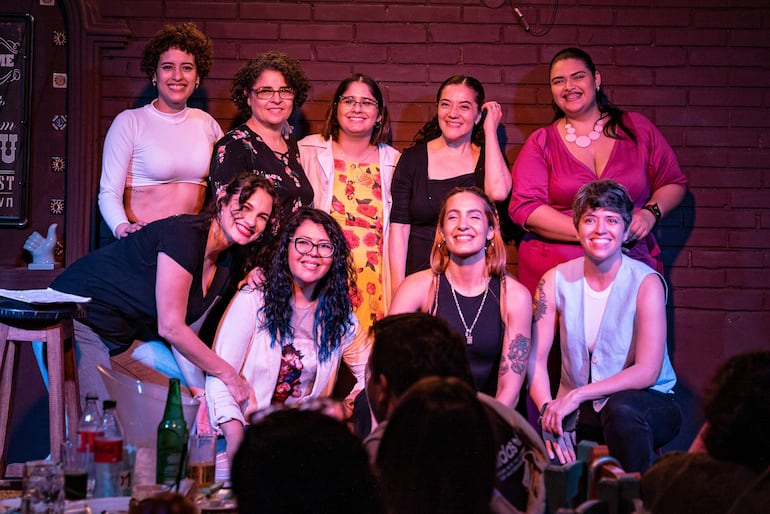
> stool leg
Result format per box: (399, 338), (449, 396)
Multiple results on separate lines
(62, 322), (81, 442)
(46, 324), (66, 462)
(0, 325), (16, 476)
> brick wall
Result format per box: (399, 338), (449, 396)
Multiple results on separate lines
(93, 0), (770, 447)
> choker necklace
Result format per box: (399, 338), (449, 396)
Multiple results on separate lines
(447, 274), (489, 345)
(564, 117), (604, 148)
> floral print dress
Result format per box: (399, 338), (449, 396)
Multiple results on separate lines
(330, 158), (384, 331)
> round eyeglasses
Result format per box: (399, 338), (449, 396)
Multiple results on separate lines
(251, 87), (295, 100)
(291, 237), (336, 258)
(338, 96), (378, 111)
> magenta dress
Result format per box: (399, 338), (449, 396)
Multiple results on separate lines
(509, 112), (687, 294)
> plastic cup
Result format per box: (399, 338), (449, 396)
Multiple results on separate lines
(22, 460), (65, 514)
(187, 434), (217, 489)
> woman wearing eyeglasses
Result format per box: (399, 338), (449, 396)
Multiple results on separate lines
(206, 208), (370, 464)
(299, 74), (400, 329)
(209, 51), (314, 222)
(388, 75), (511, 297)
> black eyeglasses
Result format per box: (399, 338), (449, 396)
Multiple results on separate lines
(291, 237), (335, 258)
(251, 87), (295, 100)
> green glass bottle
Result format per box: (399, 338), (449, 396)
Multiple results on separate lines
(156, 378), (188, 486)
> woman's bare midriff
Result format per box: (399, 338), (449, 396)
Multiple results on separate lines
(124, 182), (207, 223)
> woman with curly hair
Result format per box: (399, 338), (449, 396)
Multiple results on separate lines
(209, 51), (313, 226)
(206, 208), (370, 464)
(388, 75), (511, 295)
(98, 22), (223, 245)
(389, 187), (531, 409)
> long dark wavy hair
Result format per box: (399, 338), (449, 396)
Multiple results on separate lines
(413, 75), (486, 147)
(260, 208), (356, 362)
(549, 47), (637, 145)
(321, 73), (392, 145)
(206, 172), (280, 279)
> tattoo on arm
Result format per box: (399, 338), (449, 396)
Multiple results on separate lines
(533, 278), (547, 322)
(500, 333), (530, 376)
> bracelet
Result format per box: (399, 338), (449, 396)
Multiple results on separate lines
(537, 402), (549, 427)
(642, 203), (662, 223)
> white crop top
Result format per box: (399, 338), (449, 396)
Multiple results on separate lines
(98, 101), (224, 235)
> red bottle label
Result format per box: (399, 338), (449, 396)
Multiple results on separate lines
(94, 438), (123, 463)
(77, 429), (103, 453)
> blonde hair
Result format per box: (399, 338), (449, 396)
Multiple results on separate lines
(429, 187), (507, 276)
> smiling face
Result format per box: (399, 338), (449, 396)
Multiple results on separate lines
(577, 207), (628, 263)
(439, 191), (494, 260)
(247, 69), (294, 130)
(336, 81), (381, 140)
(220, 187), (274, 246)
(153, 47), (199, 113)
(549, 57), (601, 118)
(288, 220), (334, 295)
(436, 83), (482, 143)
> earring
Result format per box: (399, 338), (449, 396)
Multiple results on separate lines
(195, 82), (200, 90)
(152, 79), (157, 86)
(596, 85), (600, 91)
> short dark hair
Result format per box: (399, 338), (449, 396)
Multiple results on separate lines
(369, 313), (474, 398)
(232, 409), (382, 514)
(140, 22), (214, 81)
(230, 51), (310, 118)
(702, 350), (770, 472)
(572, 179), (633, 229)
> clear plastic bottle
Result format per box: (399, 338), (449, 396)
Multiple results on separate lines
(76, 394), (102, 498)
(93, 400), (123, 498)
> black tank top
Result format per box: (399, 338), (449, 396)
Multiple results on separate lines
(435, 274), (503, 396)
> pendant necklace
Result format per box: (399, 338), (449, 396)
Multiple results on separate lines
(564, 117), (605, 148)
(447, 274), (489, 345)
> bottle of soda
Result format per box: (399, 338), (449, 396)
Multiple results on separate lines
(93, 400), (123, 498)
(76, 394), (101, 498)
(156, 378), (188, 486)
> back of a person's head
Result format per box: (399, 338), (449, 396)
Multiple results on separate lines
(369, 313), (474, 398)
(376, 376), (495, 514)
(702, 350), (770, 472)
(133, 493), (196, 514)
(231, 408), (381, 514)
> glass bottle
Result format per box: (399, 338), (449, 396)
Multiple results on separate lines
(156, 378), (189, 486)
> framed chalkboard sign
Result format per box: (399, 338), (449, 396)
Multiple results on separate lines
(0, 14), (32, 227)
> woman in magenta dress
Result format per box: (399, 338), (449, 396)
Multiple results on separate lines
(509, 47), (687, 295)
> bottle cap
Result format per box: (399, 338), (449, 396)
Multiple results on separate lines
(103, 400), (117, 410)
(85, 394), (99, 401)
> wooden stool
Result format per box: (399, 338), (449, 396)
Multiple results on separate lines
(0, 298), (85, 475)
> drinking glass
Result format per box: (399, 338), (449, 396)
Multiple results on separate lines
(22, 460), (65, 514)
(187, 434), (217, 489)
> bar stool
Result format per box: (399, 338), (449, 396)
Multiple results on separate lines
(0, 297), (85, 475)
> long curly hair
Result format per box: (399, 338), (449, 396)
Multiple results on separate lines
(206, 173), (280, 279)
(231, 51), (311, 119)
(260, 208), (356, 362)
(140, 22), (214, 81)
(549, 47), (637, 145)
(413, 75), (485, 147)
(321, 73), (392, 145)
(429, 186), (507, 276)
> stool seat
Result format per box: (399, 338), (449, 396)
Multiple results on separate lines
(0, 298), (85, 475)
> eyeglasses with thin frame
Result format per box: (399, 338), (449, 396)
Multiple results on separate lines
(291, 237), (336, 258)
(338, 96), (378, 111)
(251, 87), (295, 100)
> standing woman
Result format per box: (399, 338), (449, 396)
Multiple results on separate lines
(509, 47), (687, 295)
(99, 22), (223, 244)
(388, 75), (511, 296)
(206, 208), (370, 463)
(209, 51), (313, 220)
(299, 73), (401, 328)
(389, 187), (531, 409)
(52, 173), (279, 407)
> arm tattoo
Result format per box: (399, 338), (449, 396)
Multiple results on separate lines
(533, 278), (547, 322)
(500, 333), (530, 376)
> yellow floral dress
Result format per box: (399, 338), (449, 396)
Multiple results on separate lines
(330, 158), (384, 331)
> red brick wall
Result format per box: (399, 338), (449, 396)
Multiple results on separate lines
(93, 0), (770, 446)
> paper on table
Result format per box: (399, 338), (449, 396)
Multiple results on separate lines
(0, 288), (91, 304)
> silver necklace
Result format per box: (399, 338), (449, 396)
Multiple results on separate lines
(447, 274), (489, 345)
(564, 117), (604, 148)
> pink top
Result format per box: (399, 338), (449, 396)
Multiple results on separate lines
(509, 111), (687, 226)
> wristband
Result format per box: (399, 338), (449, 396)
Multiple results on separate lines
(537, 402), (549, 427)
(643, 203), (662, 223)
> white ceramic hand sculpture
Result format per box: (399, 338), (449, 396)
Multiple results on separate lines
(23, 223), (59, 269)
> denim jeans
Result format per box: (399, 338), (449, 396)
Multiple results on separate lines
(577, 389), (682, 473)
